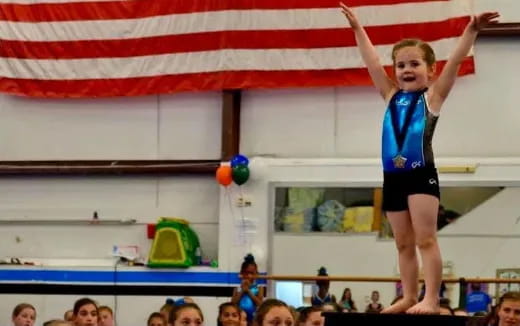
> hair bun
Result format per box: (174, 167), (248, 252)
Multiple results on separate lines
(318, 266), (328, 276)
(244, 253), (255, 263)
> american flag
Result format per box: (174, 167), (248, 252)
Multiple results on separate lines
(0, 0), (474, 98)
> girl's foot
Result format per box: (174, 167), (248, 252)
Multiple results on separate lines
(406, 300), (440, 314)
(381, 298), (417, 314)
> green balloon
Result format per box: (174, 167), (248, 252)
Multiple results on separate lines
(232, 164), (250, 185)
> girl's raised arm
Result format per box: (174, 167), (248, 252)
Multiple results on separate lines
(340, 2), (397, 100)
(430, 12), (499, 112)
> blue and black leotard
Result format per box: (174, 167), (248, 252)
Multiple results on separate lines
(381, 89), (439, 172)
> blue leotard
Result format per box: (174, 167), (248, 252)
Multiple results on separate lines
(239, 282), (259, 322)
(381, 90), (439, 172)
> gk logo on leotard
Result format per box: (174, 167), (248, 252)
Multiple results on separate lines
(429, 178), (437, 185)
(397, 98), (411, 106)
(411, 161), (422, 168)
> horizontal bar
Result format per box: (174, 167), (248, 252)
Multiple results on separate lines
(0, 283), (233, 296)
(0, 219), (136, 225)
(437, 165), (477, 174)
(258, 275), (520, 284)
(479, 23), (520, 37)
(0, 160), (219, 176)
(0, 269), (243, 284)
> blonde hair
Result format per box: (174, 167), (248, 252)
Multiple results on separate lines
(98, 306), (113, 316)
(392, 39), (436, 67)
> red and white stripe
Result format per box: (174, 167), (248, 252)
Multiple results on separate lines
(0, 0), (474, 98)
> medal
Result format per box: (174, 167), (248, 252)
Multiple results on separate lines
(393, 154), (407, 169)
(389, 89), (427, 169)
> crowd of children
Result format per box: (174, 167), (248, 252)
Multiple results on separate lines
(8, 279), (520, 326)
(9, 256), (520, 326)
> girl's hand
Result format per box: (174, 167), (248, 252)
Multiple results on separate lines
(470, 12), (500, 31)
(339, 2), (361, 30)
(241, 279), (250, 292)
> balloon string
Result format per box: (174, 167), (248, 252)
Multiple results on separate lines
(239, 186), (246, 223)
(226, 185), (249, 249)
(238, 186), (251, 251)
(225, 187), (236, 222)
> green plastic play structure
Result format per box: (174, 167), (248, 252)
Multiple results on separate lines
(147, 217), (200, 268)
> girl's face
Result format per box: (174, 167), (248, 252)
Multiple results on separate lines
(240, 311), (247, 326)
(263, 307), (293, 326)
(149, 316), (166, 326)
(12, 308), (36, 326)
(219, 306), (240, 326)
(371, 292), (379, 302)
(303, 311), (323, 326)
(74, 303), (98, 326)
(317, 281), (329, 292)
(498, 299), (520, 326)
(394, 46), (434, 92)
(241, 264), (257, 282)
(65, 311), (74, 322)
(98, 310), (113, 326)
(343, 289), (351, 299)
(160, 308), (170, 323)
(174, 308), (203, 326)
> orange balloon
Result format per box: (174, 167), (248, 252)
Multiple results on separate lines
(216, 166), (233, 186)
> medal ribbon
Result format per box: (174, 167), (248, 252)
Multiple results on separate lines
(389, 89), (427, 155)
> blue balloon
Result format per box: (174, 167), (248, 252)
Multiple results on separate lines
(231, 154), (249, 167)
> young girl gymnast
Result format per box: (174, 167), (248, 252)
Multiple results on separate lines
(340, 2), (499, 314)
